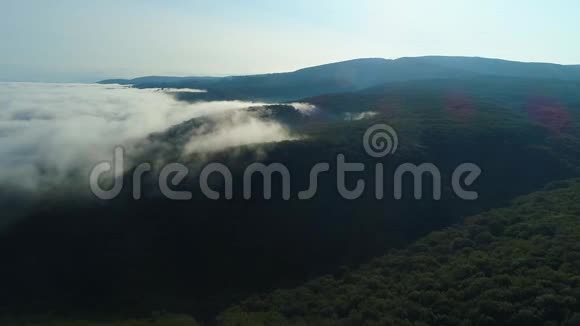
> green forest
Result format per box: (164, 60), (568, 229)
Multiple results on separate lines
(218, 179), (580, 326)
(3, 58), (580, 325)
(7, 180), (580, 325)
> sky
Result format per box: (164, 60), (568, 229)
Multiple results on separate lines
(1, 0), (579, 82)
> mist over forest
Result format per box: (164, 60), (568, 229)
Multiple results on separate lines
(3, 1), (580, 324)
(3, 56), (580, 326)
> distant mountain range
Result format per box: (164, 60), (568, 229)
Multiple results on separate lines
(100, 56), (580, 101)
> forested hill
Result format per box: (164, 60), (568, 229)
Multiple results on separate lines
(99, 56), (580, 102)
(14, 180), (580, 325)
(217, 179), (580, 326)
(4, 75), (580, 324)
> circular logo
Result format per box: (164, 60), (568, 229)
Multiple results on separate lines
(363, 124), (398, 158)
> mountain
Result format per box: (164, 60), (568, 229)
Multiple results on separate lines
(99, 56), (580, 101)
(5, 59), (580, 324)
(99, 58), (476, 101)
(4, 75), (580, 323)
(401, 56), (580, 80)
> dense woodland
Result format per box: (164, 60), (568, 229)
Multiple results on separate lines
(217, 179), (580, 325)
(6, 180), (580, 325)
(3, 58), (580, 324)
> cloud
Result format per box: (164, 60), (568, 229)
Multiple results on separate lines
(159, 88), (208, 94)
(183, 110), (293, 154)
(0, 82), (291, 196)
(344, 111), (378, 121)
(289, 102), (318, 115)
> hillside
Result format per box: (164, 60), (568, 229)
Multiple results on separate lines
(3, 76), (580, 323)
(10, 179), (580, 325)
(217, 179), (580, 326)
(400, 56), (580, 80)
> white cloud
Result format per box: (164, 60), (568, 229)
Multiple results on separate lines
(183, 110), (293, 154)
(344, 111), (378, 121)
(0, 82), (291, 193)
(157, 88), (208, 94)
(289, 102), (318, 116)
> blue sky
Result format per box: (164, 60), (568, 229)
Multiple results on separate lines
(1, 0), (579, 82)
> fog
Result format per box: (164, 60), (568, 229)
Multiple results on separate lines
(344, 111), (378, 121)
(184, 110), (293, 154)
(0, 82), (292, 196)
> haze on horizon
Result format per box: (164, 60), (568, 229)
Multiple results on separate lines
(2, 0), (579, 82)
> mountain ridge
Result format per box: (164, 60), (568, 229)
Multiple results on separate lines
(100, 56), (580, 83)
(99, 56), (580, 102)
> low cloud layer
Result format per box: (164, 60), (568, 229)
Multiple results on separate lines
(0, 82), (292, 195)
(156, 88), (208, 94)
(184, 110), (293, 154)
(344, 111), (378, 121)
(289, 103), (318, 116)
